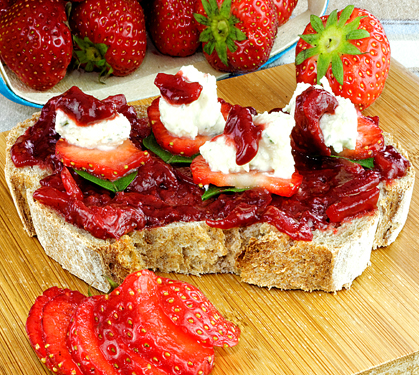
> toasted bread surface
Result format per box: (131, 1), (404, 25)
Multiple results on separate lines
(4, 106), (415, 292)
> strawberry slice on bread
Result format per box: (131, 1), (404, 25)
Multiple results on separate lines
(148, 97), (232, 157)
(338, 114), (384, 160)
(191, 155), (303, 197)
(56, 138), (151, 181)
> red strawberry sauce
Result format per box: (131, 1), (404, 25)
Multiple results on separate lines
(10, 88), (410, 241)
(223, 105), (262, 165)
(154, 72), (203, 105)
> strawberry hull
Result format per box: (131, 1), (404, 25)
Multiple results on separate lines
(295, 6), (391, 110)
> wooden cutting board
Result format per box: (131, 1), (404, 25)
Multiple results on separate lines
(0, 60), (418, 375)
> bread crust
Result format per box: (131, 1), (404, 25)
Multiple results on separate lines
(5, 107), (415, 292)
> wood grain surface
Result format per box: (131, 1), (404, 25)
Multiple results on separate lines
(1, 60), (418, 375)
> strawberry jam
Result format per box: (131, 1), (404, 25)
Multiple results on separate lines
(154, 72), (203, 105)
(223, 105), (261, 165)
(56, 86), (118, 126)
(292, 87), (338, 156)
(12, 88), (411, 241)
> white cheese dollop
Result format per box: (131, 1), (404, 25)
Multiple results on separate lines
(158, 65), (225, 139)
(319, 95), (358, 153)
(283, 77), (358, 153)
(199, 110), (295, 179)
(55, 109), (131, 151)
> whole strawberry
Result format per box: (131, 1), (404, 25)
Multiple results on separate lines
(194, 0), (278, 73)
(0, 0), (11, 15)
(69, 0), (147, 77)
(0, 0), (72, 91)
(273, 0), (298, 27)
(295, 5), (391, 111)
(148, 0), (200, 57)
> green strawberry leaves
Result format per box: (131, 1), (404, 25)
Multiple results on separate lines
(75, 169), (137, 192)
(72, 35), (114, 81)
(194, 0), (247, 66)
(295, 5), (370, 85)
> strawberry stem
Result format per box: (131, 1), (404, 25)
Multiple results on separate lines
(194, 0), (247, 67)
(295, 5), (370, 85)
(72, 35), (113, 81)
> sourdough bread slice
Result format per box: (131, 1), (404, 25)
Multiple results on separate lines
(5, 107), (415, 292)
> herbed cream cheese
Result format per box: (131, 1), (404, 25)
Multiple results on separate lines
(55, 109), (131, 151)
(199, 110), (296, 179)
(158, 65), (225, 139)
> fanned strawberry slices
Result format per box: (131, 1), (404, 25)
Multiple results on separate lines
(26, 270), (241, 375)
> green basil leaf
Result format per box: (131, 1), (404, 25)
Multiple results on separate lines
(142, 134), (198, 164)
(75, 169), (137, 192)
(330, 155), (375, 169)
(201, 184), (249, 201)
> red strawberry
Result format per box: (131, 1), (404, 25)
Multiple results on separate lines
(157, 276), (240, 348)
(68, 296), (120, 375)
(92, 270), (216, 375)
(29, 270), (239, 374)
(55, 139), (151, 181)
(69, 0), (147, 77)
(42, 290), (86, 375)
(191, 155), (303, 197)
(295, 5), (391, 110)
(272, 0), (298, 27)
(337, 113), (384, 160)
(148, 98), (231, 157)
(148, 0), (200, 57)
(25, 287), (65, 371)
(0, 0), (72, 91)
(194, 0), (278, 73)
(0, 0), (11, 14)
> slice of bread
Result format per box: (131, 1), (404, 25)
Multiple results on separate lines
(5, 106), (415, 293)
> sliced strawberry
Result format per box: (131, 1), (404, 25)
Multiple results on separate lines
(338, 113), (384, 160)
(148, 98), (231, 157)
(55, 138), (151, 181)
(191, 155), (303, 197)
(157, 276), (240, 348)
(25, 287), (65, 371)
(93, 270), (215, 375)
(68, 295), (120, 375)
(42, 290), (86, 375)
